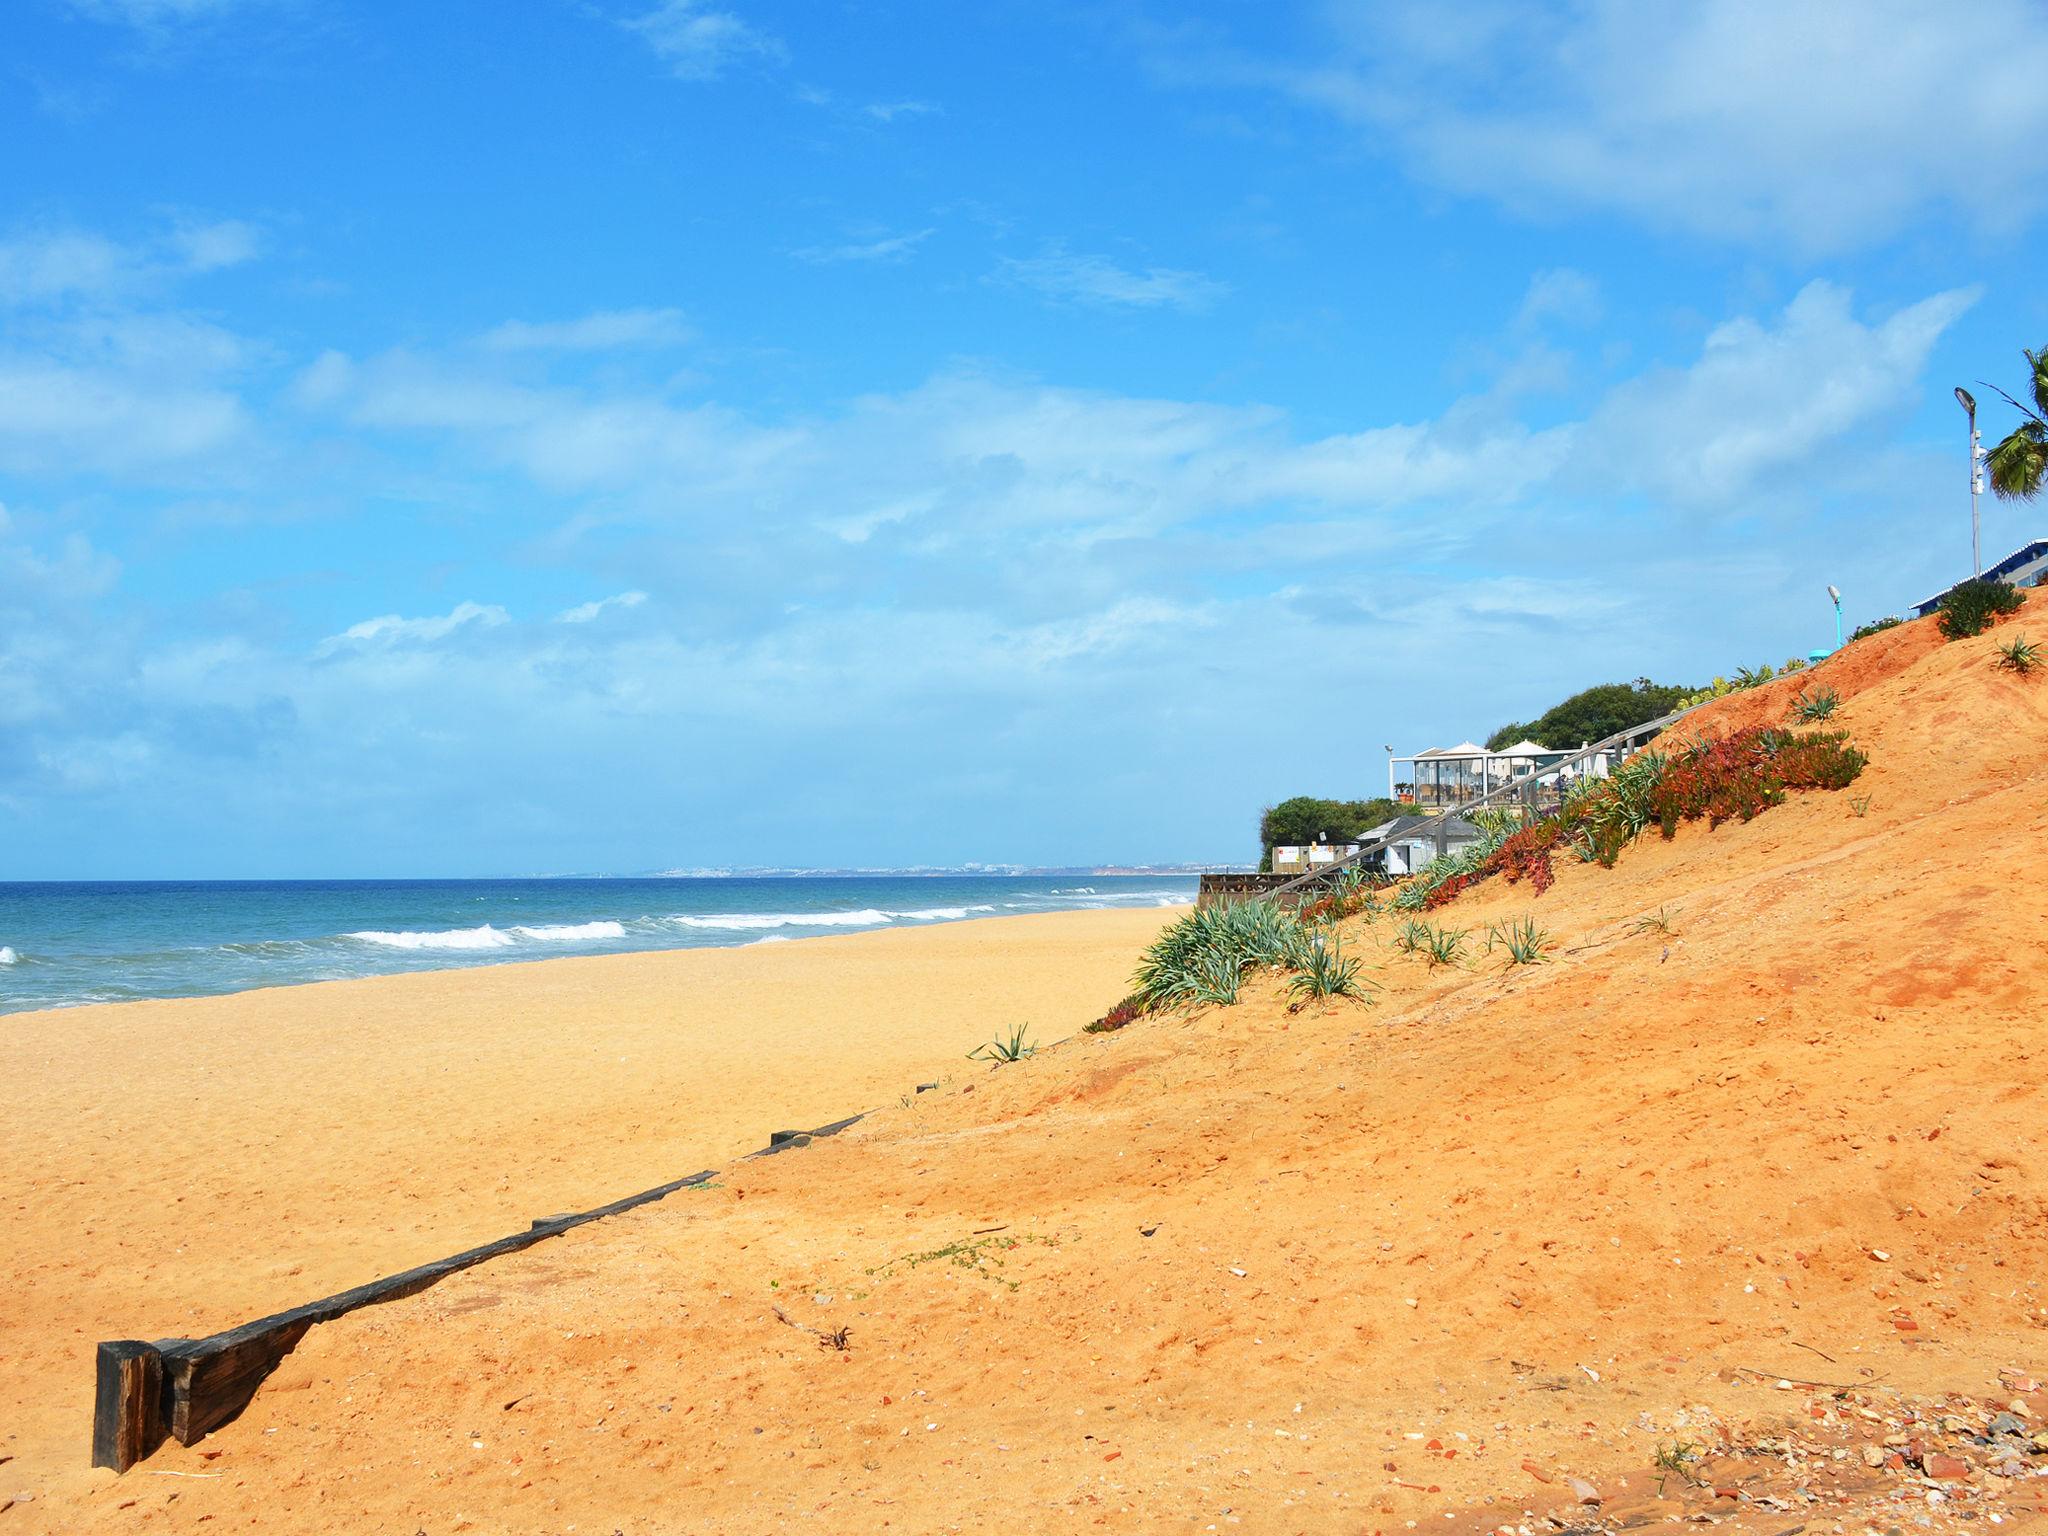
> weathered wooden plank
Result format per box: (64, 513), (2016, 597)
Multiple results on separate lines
(103, 1122), (853, 1465)
(91, 1340), (163, 1472)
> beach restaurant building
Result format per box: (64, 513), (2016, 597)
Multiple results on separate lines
(1390, 739), (1618, 813)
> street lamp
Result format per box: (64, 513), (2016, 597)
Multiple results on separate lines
(1955, 386), (1982, 576)
(1384, 744), (1395, 801)
(1826, 584), (1843, 650)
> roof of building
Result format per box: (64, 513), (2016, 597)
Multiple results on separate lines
(1913, 537), (2048, 613)
(1363, 814), (1482, 844)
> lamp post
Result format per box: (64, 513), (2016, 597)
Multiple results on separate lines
(1384, 744), (1394, 802)
(1955, 387), (1982, 576)
(1826, 584), (1843, 650)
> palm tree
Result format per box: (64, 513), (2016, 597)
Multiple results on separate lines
(1985, 346), (2048, 501)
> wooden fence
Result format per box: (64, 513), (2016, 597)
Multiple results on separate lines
(92, 1111), (871, 1473)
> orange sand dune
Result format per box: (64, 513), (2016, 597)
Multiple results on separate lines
(23, 594), (2048, 1534)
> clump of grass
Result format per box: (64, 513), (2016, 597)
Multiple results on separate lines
(1996, 633), (2041, 674)
(1791, 684), (1840, 722)
(1420, 922), (1468, 969)
(1631, 905), (1679, 935)
(1847, 795), (1872, 817)
(1286, 933), (1374, 1007)
(1393, 918), (1431, 954)
(1938, 577), (2025, 640)
(1486, 916), (1550, 965)
(968, 1023), (1036, 1064)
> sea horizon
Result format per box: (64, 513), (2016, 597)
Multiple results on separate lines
(0, 874), (1198, 1016)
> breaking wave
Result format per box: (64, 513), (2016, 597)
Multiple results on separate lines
(667, 910), (892, 931)
(512, 921), (627, 942)
(347, 925), (519, 950)
(0, 946), (17, 965)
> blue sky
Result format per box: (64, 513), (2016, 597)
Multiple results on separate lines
(5, 0), (2047, 878)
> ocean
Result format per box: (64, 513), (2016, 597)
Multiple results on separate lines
(0, 875), (1195, 1016)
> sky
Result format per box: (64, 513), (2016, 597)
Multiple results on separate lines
(4, 0), (2048, 878)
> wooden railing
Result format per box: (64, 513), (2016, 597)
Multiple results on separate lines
(1263, 706), (1698, 904)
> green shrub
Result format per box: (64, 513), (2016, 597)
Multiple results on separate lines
(1937, 578), (2024, 641)
(1848, 615), (1903, 643)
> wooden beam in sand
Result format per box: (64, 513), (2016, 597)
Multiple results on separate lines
(91, 1113), (866, 1472)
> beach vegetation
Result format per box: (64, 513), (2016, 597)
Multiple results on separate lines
(1286, 933), (1374, 1006)
(865, 1232), (1056, 1292)
(1848, 615), (1904, 643)
(1984, 344), (2048, 503)
(1419, 922), (1468, 968)
(1083, 994), (1147, 1034)
(968, 1024), (1037, 1064)
(1937, 577), (2024, 640)
(1383, 726), (1866, 915)
(1130, 899), (1317, 1011)
(1298, 865), (1383, 924)
(1995, 633), (2041, 674)
(1631, 905), (1679, 936)
(1848, 794), (1872, 817)
(1487, 916), (1550, 965)
(1791, 685), (1840, 722)
(1393, 918), (1430, 954)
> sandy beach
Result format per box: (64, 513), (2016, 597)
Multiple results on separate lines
(0, 905), (1180, 1512)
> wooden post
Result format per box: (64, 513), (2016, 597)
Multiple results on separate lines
(92, 1340), (163, 1472)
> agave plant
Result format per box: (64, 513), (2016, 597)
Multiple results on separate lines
(968, 1023), (1036, 1063)
(1996, 633), (2041, 675)
(1791, 685), (1840, 722)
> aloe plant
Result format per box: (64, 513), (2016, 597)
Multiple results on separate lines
(1286, 934), (1374, 1005)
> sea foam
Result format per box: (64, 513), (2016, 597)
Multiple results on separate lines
(512, 921), (627, 942)
(347, 925), (518, 950)
(667, 910), (891, 931)
(0, 946), (17, 965)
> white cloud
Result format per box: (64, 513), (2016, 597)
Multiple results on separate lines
(316, 601), (510, 656)
(792, 229), (934, 265)
(1584, 280), (1976, 506)
(479, 309), (693, 352)
(624, 0), (785, 81)
(0, 220), (266, 306)
(558, 591), (649, 623)
(1516, 269), (1602, 331)
(995, 249), (1226, 312)
(864, 100), (939, 123)
(1246, 0), (2048, 252)
(0, 356), (248, 477)
(166, 219), (262, 272)
(0, 231), (130, 306)
(64, 0), (250, 25)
